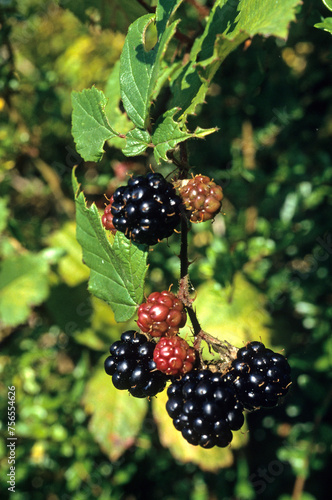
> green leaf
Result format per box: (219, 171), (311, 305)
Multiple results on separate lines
(315, 17), (332, 34)
(104, 60), (135, 151)
(323, 0), (332, 10)
(46, 221), (90, 287)
(0, 253), (50, 327)
(71, 87), (118, 162)
(152, 388), (248, 471)
(235, 0), (301, 39)
(120, 13), (180, 129)
(82, 365), (148, 461)
(180, 273), (273, 363)
(171, 0), (301, 122)
(152, 108), (217, 163)
(0, 197), (9, 234)
(73, 169), (148, 322)
(122, 128), (152, 156)
(156, 0), (183, 35)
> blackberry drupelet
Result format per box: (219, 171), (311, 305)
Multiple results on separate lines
(104, 330), (167, 398)
(110, 173), (182, 245)
(225, 341), (291, 410)
(166, 370), (244, 448)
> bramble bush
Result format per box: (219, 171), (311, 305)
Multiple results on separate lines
(1, 1), (332, 499)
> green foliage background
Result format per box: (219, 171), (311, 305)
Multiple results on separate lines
(1, 1), (332, 499)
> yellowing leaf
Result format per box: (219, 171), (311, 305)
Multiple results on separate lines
(47, 221), (90, 287)
(190, 273), (272, 361)
(82, 366), (148, 461)
(0, 253), (50, 327)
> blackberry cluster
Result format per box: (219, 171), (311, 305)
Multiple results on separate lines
(111, 173), (182, 245)
(166, 370), (244, 448)
(225, 341), (291, 410)
(104, 330), (168, 398)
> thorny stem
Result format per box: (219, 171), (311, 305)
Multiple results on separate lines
(180, 214), (189, 280)
(177, 154), (237, 365)
(178, 189), (202, 338)
(185, 0), (210, 19)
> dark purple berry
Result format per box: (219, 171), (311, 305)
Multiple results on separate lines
(166, 370), (244, 449)
(104, 331), (167, 398)
(227, 341), (291, 410)
(111, 173), (182, 245)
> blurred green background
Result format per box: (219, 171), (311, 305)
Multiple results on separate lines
(1, 1), (332, 499)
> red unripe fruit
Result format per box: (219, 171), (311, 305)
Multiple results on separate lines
(137, 291), (186, 337)
(179, 175), (223, 222)
(102, 196), (117, 234)
(153, 336), (196, 376)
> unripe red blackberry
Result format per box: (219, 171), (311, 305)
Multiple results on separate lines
(137, 291), (187, 337)
(101, 196), (117, 234)
(179, 175), (223, 222)
(153, 336), (196, 377)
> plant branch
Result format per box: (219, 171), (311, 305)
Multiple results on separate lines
(185, 0), (210, 19)
(180, 214), (189, 279)
(135, 0), (156, 13)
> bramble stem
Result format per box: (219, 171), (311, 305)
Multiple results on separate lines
(180, 214), (189, 280)
(179, 204), (202, 337)
(177, 170), (237, 362)
(135, 0), (155, 13)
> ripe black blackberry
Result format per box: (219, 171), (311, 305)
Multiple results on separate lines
(104, 330), (168, 398)
(166, 370), (244, 448)
(225, 341), (291, 410)
(111, 172), (182, 245)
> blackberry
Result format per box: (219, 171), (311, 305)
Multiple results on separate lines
(110, 173), (182, 245)
(166, 370), (244, 448)
(153, 336), (196, 377)
(226, 341), (291, 410)
(104, 330), (167, 398)
(179, 175), (223, 222)
(137, 290), (187, 337)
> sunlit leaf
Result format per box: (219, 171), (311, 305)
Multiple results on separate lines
(315, 17), (332, 34)
(186, 273), (273, 361)
(0, 253), (50, 327)
(71, 87), (118, 162)
(171, 0), (301, 123)
(82, 366), (148, 461)
(152, 109), (217, 163)
(120, 13), (179, 128)
(123, 128), (152, 156)
(73, 169), (148, 322)
(46, 221), (90, 287)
